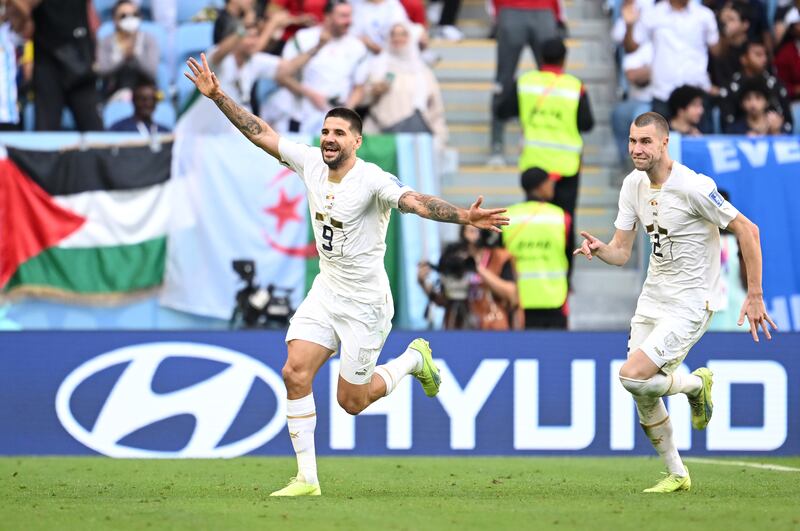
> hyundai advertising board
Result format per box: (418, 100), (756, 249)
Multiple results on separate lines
(0, 331), (796, 456)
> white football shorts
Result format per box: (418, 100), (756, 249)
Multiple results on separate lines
(285, 277), (393, 385)
(628, 309), (713, 374)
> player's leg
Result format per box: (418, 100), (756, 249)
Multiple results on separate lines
(272, 285), (339, 497)
(335, 299), (438, 415)
(620, 315), (689, 491)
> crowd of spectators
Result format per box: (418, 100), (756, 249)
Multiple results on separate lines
(0, 0), (451, 142)
(611, 0), (800, 165)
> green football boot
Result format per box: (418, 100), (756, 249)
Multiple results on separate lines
(269, 475), (321, 497)
(409, 338), (441, 397)
(689, 367), (714, 430)
(643, 468), (691, 493)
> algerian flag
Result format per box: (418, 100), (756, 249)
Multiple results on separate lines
(1, 141), (172, 302)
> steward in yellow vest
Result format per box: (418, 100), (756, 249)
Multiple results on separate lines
(502, 167), (570, 329)
(496, 38), (593, 277)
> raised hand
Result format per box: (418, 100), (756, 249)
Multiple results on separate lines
(738, 294), (778, 342)
(468, 196), (509, 234)
(573, 231), (605, 260)
(184, 53), (221, 100)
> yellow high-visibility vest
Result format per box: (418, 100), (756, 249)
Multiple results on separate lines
(502, 200), (568, 309)
(517, 70), (583, 176)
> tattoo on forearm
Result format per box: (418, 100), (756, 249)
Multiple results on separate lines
(401, 192), (461, 223)
(212, 93), (264, 137)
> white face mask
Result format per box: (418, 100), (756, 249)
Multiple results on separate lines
(118, 16), (141, 34)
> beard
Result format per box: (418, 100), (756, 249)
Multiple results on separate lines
(322, 144), (349, 169)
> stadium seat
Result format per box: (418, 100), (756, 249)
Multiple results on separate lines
(94, 0), (117, 22)
(175, 22), (214, 65)
(177, 0), (220, 23)
(153, 101), (177, 130)
(103, 100), (135, 129)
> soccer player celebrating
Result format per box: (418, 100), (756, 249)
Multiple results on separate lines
(185, 53), (509, 496)
(574, 112), (776, 493)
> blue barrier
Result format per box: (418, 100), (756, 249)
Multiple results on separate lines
(681, 135), (800, 331)
(1, 331), (796, 456)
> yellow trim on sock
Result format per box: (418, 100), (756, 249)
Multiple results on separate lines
(287, 412), (317, 419)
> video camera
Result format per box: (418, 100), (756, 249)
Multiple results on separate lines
(230, 259), (295, 329)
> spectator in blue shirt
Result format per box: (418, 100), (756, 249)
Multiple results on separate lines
(108, 78), (171, 134)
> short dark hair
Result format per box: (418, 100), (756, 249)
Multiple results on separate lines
(743, 38), (766, 54)
(738, 76), (770, 101)
(724, 1), (751, 24)
(633, 111), (670, 136)
(324, 0), (349, 14)
(668, 85), (706, 115)
(324, 107), (362, 135)
(541, 38), (567, 65)
(520, 167), (549, 192)
(112, 0), (136, 17)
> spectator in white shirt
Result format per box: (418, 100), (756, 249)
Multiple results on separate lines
(622, 0), (720, 130)
(350, 0), (409, 54)
(611, 41), (653, 165)
(269, 0), (369, 134)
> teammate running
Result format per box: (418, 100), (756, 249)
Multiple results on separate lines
(185, 53), (509, 496)
(574, 112), (776, 493)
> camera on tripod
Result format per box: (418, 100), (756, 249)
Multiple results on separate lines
(230, 259), (295, 329)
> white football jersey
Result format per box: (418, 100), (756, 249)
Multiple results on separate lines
(278, 138), (412, 304)
(614, 162), (739, 316)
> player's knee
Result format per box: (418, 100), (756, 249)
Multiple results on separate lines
(337, 395), (367, 416)
(618, 373), (661, 397)
(282, 363), (311, 391)
(618, 363), (651, 381)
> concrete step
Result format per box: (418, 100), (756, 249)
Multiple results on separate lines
(443, 101), (611, 125)
(439, 81), (618, 111)
(451, 141), (619, 167)
(429, 38), (615, 65)
(445, 122), (617, 155)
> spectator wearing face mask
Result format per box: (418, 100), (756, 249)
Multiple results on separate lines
(95, 0), (158, 101)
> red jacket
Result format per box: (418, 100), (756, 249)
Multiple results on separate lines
(775, 40), (800, 100)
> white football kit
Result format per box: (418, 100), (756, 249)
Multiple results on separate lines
(278, 138), (413, 384)
(614, 162), (739, 372)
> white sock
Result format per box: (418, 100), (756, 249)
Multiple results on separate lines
(635, 396), (687, 476)
(286, 393), (318, 485)
(664, 372), (703, 397)
(374, 347), (423, 396)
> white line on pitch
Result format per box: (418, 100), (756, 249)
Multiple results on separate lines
(685, 457), (800, 472)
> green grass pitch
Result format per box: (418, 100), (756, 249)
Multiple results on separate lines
(1, 457), (799, 530)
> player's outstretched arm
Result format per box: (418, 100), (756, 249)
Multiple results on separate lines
(726, 213), (778, 341)
(573, 229), (636, 266)
(398, 193), (509, 233)
(184, 53), (281, 159)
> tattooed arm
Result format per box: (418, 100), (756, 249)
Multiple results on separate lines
(184, 53), (281, 159)
(398, 192), (510, 233)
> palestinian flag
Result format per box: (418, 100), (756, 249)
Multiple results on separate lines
(0, 140), (173, 302)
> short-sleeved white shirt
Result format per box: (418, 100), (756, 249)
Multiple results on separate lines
(282, 27), (370, 133)
(634, 1), (719, 100)
(350, 0), (409, 50)
(622, 41), (654, 102)
(614, 162), (739, 316)
(209, 48), (281, 110)
(278, 137), (413, 304)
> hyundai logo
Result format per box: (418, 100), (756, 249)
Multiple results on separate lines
(55, 342), (286, 458)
